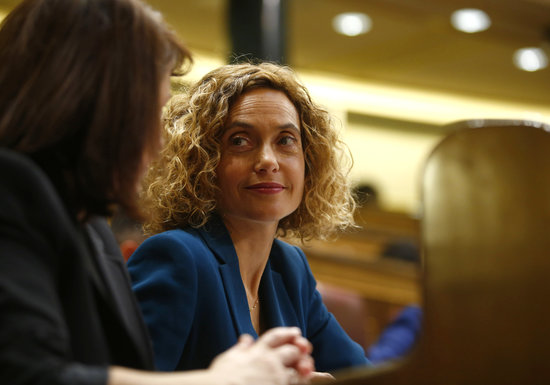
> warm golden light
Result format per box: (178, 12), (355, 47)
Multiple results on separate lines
(450, 8), (491, 33)
(513, 47), (548, 72)
(332, 12), (372, 37)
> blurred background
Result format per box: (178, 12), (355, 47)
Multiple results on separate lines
(2, 0), (549, 355)
(150, 0), (549, 214)
(1, 0), (549, 213)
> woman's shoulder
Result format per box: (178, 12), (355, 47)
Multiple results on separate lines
(273, 238), (307, 255)
(144, 228), (202, 246)
(273, 238), (303, 253)
(129, 227), (213, 266)
(0, 149), (66, 218)
(0, 149), (78, 251)
(271, 239), (308, 270)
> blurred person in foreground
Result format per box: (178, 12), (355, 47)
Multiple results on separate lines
(128, 62), (371, 380)
(0, 1), (313, 384)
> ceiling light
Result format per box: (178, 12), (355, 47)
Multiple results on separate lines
(513, 47), (548, 72)
(450, 8), (491, 33)
(332, 12), (372, 37)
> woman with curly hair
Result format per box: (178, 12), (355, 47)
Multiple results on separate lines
(128, 62), (370, 377)
(0, 1), (313, 384)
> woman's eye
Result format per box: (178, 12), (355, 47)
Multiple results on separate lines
(230, 136), (248, 146)
(279, 135), (297, 145)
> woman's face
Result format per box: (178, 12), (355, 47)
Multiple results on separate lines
(216, 88), (305, 226)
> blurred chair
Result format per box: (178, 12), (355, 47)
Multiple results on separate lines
(317, 282), (368, 349)
(333, 120), (550, 384)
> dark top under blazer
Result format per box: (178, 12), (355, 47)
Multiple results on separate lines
(128, 217), (369, 373)
(0, 149), (154, 385)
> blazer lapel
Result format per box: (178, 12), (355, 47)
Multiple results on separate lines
(85, 217), (154, 368)
(198, 218), (258, 338)
(260, 260), (300, 329)
(218, 264), (257, 337)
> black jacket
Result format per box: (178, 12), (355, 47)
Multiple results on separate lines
(0, 149), (154, 385)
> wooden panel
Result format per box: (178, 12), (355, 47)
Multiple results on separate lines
(334, 120), (550, 384)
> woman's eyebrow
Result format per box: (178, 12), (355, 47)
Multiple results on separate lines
(225, 121), (300, 134)
(279, 123), (300, 134)
(225, 120), (254, 130)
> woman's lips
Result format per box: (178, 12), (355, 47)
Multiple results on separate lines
(246, 182), (285, 194)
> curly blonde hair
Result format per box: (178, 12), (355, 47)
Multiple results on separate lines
(142, 62), (356, 240)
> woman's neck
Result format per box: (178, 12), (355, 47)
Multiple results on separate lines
(222, 216), (277, 296)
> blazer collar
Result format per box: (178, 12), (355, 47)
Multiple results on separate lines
(85, 217), (154, 368)
(197, 214), (239, 266)
(197, 218), (299, 337)
(197, 216), (254, 335)
(260, 242), (300, 329)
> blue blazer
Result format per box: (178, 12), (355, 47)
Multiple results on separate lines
(128, 217), (369, 373)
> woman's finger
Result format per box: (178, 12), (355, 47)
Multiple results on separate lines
(257, 327), (302, 348)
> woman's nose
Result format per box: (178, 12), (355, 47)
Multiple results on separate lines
(254, 145), (279, 173)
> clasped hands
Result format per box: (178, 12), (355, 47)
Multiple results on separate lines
(209, 327), (334, 385)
